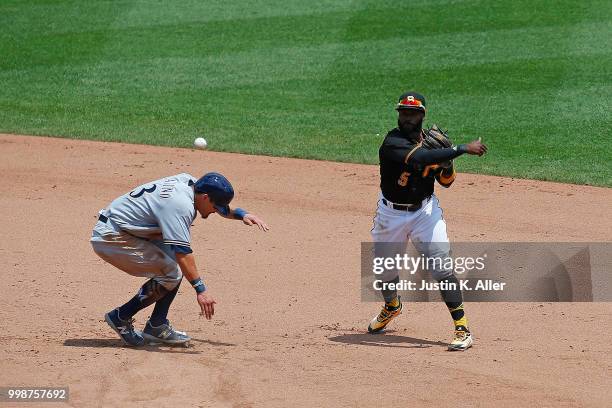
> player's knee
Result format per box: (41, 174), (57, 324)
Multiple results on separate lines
(156, 271), (182, 291)
(151, 272), (180, 290)
(160, 261), (182, 278)
(162, 263), (183, 287)
(139, 279), (170, 303)
(426, 242), (450, 259)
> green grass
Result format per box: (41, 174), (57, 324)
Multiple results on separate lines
(1, 0), (611, 186)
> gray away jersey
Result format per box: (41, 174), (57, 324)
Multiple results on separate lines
(103, 173), (198, 250)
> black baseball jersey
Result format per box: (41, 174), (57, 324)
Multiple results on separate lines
(379, 128), (462, 204)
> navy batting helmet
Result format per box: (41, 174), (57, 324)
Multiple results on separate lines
(396, 91), (426, 112)
(194, 172), (234, 216)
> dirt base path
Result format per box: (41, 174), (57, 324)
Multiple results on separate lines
(1, 134), (610, 407)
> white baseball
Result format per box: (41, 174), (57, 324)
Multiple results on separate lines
(194, 137), (208, 149)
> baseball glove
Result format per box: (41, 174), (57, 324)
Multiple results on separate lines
(422, 124), (453, 168)
(422, 124), (452, 149)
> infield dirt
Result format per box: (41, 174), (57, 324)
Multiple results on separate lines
(1, 135), (611, 407)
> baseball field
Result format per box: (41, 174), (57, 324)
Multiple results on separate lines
(1, 1), (612, 407)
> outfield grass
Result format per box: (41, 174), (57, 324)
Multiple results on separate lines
(1, 0), (610, 186)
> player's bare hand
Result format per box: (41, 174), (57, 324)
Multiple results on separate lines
(464, 139), (488, 156)
(243, 213), (270, 231)
(197, 291), (216, 320)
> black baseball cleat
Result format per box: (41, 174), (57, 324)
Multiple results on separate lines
(104, 309), (145, 347)
(142, 320), (191, 345)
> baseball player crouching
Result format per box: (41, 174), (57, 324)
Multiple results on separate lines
(91, 172), (269, 346)
(368, 92), (487, 350)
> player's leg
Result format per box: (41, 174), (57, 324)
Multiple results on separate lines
(103, 277), (170, 347)
(141, 281), (189, 344)
(91, 225), (183, 345)
(141, 241), (190, 344)
(368, 197), (410, 333)
(143, 241), (181, 326)
(411, 196), (473, 350)
(149, 281), (180, 326)
(91, 231), (182, 314)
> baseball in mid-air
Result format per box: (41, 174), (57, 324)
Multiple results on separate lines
(193, 137), (208, 149)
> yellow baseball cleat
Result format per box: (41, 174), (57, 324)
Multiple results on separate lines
(367, 298), (402, 333)
(448, 326), (473, 351)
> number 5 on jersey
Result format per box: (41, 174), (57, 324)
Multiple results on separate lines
(397, 171), (410, 187)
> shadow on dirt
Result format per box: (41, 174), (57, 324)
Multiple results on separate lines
(328, 333), (446, 349)
(63, 337), (236, 353)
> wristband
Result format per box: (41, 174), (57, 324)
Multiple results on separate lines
(455, 144), (467, 153)
(189, 278), (206, 294)
(233, 208), (247, 220)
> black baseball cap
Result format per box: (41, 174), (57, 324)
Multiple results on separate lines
(396, 91), (426, 112)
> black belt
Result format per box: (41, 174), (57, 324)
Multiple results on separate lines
(382, 198), (423, 212)
(98, 214), (109, 223)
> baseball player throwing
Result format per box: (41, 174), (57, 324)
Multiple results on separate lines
(91, 172), (269, 346)
(368, 92), (487, 351)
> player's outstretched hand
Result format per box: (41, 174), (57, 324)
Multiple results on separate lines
(243, 213), (270, 231)
(464, 139), (488, 156)
(197, 291), (216, 320)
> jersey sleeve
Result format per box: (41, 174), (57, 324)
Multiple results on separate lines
(408, 146), (465, 168)
(169, 244), (193, 254)
(380, 139), (421, 165)
(156, 202), (193, 250)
